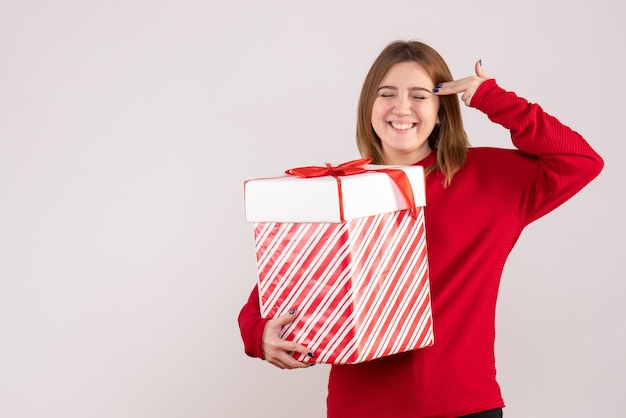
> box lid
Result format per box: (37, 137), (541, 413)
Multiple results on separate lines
(244, 164), (426, 223)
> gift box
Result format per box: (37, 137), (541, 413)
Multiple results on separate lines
(244, 159), (433, 364)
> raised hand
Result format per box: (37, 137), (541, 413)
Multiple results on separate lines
(432, 60), (493, 106)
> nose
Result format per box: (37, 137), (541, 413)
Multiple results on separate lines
(392, 95), (411, 115)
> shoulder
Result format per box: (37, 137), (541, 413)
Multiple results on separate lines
(464, 146), (538, 179)
(466, 146), (529, 163)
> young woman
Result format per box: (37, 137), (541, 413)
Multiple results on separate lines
(238, 40), (603, 417)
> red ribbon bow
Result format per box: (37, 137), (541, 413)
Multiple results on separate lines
(285, 158), (417, 222)
(285, 158), (373, 178)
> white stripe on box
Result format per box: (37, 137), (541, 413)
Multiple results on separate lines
(259, 223), (332, 316)
(273, 223), (348, 319)
(362, 222), (424, 360)
(362, 213), (425, 359)
(384, 245), (429, 355)
(338, 211), (422, 363)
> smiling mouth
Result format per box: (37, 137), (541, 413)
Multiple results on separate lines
(390, 122), (416, 130)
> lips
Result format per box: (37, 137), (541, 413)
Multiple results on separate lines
(390, 122), (416, 130)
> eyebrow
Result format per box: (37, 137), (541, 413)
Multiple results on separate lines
(377, 86), (433, 93)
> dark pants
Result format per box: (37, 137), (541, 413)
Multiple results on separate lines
(460, 408), (503, 418)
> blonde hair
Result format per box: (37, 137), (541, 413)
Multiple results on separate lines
(356, 40), (470, 186)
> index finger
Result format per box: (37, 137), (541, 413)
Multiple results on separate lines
(432, 75), (477, 96)
(274, 351), (312, 369)
(280, 339), (315, 360)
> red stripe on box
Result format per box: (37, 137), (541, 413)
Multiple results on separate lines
(368, 215), (427, 359)
(337, 211), (428, 363)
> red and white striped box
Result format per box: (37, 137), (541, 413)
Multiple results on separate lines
(244, 160), (433, 364)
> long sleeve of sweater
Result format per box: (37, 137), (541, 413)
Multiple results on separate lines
(238, 285), (268, 359)
(469, 79), (604, 225)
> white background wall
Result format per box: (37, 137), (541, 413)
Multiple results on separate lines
(1, 1), (624, 417)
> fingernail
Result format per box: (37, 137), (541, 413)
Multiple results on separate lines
(307, 352), (314, 358)
(479, 59), (483, 66)
(435, 83), (443, 88)
(288, 309), (296, 315)
(309, 363), (316, 367)
(432, 88), (439, 93)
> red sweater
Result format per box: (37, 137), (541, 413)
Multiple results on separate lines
(238, 79), (603, 417)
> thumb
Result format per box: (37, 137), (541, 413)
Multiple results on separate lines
(475, 59), (492, 80)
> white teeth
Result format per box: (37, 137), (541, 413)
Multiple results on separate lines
(391, 122), (414, 130)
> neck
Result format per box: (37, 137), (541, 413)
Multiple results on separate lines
(385, 147), (432, 165)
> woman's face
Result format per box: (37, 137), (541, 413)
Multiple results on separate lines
(371, 61), (440, 165)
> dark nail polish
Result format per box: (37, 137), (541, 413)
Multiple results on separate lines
(479, 59), (483, 66)
(436, 83), (443, 88)
(307, 352), (314, 357)
(432, 88), (439, 93)
(309, 363), (316, 367)
(288, 309), (296, 315)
